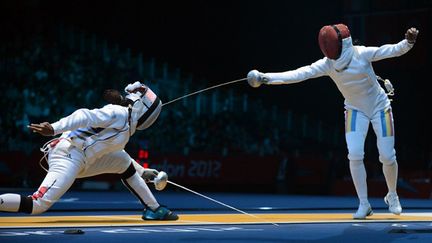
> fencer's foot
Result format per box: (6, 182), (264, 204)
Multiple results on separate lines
(353, 202), (373, 219)
(142, 206), (178, 220)
(384, 192), (402, 215)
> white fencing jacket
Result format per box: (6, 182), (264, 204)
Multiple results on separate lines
(51, 104), (130, 164)
(265, 37), (414, 117)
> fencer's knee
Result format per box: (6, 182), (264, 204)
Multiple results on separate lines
(120, 163), (137, 180)
(348, 143), (364, 161)
(347, 148), (364, 161)
(379, 153), (396, 166)
(31, 198), (52, 215)
(378, 146), (396, 165)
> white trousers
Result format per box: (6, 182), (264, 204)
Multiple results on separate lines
(345, 108), (396, 164)
(29, 139), (158, 214)
(345, 108), (399, 203)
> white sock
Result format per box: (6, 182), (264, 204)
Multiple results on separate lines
(0, 193), (21, 212)
(349, 160), (369, 204)
(123, 173), (160, 210)
(382, 161), (398, 194)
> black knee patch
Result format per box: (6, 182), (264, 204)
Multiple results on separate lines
(120, 163), (136, 180)
(18, 195), (33, 214)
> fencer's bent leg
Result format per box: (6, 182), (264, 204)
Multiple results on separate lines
(31, 141), (83, 214)
(0, 140), (83, 214)
(83, 151), (160, 210)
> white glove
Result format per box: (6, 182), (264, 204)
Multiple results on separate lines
(142, 168), (159, 181)
(247, 70), (269, 88)
(153, 171), (168, 191)
(141, 168), (168, 191)
(125, 81), (147, 95)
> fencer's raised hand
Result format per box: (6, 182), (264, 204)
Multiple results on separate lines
(124, 81), (147, 94)
(405, 27), (419, 44)
(247, 70), (269, 88)
(28, 122), (54, 136)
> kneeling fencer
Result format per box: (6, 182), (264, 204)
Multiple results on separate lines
(248, 25), (418, 219)
(0, 81), (178, 220)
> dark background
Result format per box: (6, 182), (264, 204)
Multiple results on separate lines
(0, 0), (431, 195)
(2, 1), (430, 125)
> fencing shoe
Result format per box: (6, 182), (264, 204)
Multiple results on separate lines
(353, 202), (373, 219)
(142, 206), (178, 220)
(384, 192), (402, 215)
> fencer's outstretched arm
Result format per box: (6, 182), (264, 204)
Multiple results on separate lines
(247, 27), (418, 88)
(361, 40), (413, 62)
(361, 27), (418, 62)
(264, 58), (329, 85)
(52, 106), (128, 135)
(247, 58), (330, 88)
(29, 105), (128, 136)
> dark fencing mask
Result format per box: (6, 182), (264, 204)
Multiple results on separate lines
(318, 24), (351, 60)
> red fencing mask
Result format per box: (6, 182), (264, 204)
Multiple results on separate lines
(318, 24), (351, 60)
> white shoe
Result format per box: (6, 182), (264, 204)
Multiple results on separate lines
(353, 202), (373, 219)
(384, 192), (402, 215)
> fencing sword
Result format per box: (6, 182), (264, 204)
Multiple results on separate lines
(161, 77), (247, 107)
(166, 180), (279, 226)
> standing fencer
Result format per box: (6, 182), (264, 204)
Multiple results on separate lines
(0, 81), (178, 220)
(247, 24), (418, 219)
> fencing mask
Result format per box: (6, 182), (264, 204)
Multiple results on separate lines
(318, 24), (351, 60)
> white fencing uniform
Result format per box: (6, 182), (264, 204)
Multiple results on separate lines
(265, 37), (412, 117)
(262, 36), (413, 208)
(265, 37), (412, 161)
(0, 83), (163, 214)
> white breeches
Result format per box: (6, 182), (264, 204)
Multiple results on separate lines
(30, 139), (156, 214)
(345, 108), (396, 165)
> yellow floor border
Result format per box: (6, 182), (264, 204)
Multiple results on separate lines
(0, 213), (431, 228)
